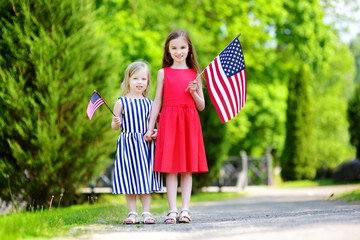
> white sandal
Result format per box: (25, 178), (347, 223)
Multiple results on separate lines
(142, 211), (156, 224)
(164, 209), (178, 224)
(179, 208), (191, 223)
(123, 211), (139, 224)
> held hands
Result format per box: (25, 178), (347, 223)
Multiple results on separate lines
(144, 129), (158, 141)
(151, 129), (158, 139)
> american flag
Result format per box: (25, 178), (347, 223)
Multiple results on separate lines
(86, 92), (105, 120)
(204, 37), (247, 123)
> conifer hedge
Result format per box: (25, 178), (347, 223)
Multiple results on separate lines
(348, 84), (360, 159)
(280, 64), (316, 180)
(0, 0), (119, 207)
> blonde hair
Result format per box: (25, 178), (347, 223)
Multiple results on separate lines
(121, 61), (151, 97)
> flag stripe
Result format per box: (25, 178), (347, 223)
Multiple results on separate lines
(215, 58), (237, 119)
(213, 59), (233, 120)
(230, 74), (240, 113)
(243, 68), (247, 104)
(206, 61), (229, 123)
(236, 73), (243, 109)
(217, 58), (239, 117)
(232, 73), (241, 112)
(205, 64), (227, 123)
(240, 70), (246, 108)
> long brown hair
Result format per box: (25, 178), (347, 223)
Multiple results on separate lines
(162, 29), (201, 76)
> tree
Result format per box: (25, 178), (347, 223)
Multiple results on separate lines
(0, 0), (120, 207)
(348, 35), (360, 159)
(277, 0), (335, 180)
(348, 84), (360, 159)
(281, 64), (316, 179)
(351, 35), (360, 85)
(312, 42), (355, 171)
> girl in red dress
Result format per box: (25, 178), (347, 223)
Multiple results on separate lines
(145, 29), (208, 224)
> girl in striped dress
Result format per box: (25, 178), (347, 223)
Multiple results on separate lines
(111, 61), (163, 224)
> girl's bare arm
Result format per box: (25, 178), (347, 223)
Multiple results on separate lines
(111, 99), (123, 130)
(144, 69), (164, 141)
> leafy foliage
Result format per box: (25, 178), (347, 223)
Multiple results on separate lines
(0, 0), (120, 206)
(313, 43), (355, 170)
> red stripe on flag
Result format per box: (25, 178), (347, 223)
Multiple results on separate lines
(205, 68), (225, 123)
(213, 59), (233, 120)
(233, 73), (241, 112)
(239, 72), (245, 109)
(227, 75), (238, 116)
(243, 68), (247, 104)
(211, 61), (231, 122)
(93, 99), (104, 110)
(205, 66), (226, 123)
(240, 70), (245, 108)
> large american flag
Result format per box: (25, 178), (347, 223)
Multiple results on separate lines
(87, 92), (105, 120)
(204, 37), (247, 123)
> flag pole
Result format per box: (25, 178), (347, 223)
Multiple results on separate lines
(185, 33), (242, 92)
(94, 90), (116, 116)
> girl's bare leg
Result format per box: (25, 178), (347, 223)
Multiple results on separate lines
(180, 172), (192, 210)
(165, 173), (178, 223)
(180, 172), (192, 222)
(124, 194), (137, 223)
(139, 194), (155, 223)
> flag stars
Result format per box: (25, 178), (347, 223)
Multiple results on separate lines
(219, 38), (246, 78)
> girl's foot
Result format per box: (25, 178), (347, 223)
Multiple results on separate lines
(164, 209), (178, 224)
(123, 212), (138, 224)
(178, 208), (191, 223)
(142, 212), (156, 224)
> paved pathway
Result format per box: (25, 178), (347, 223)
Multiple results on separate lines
(73, 185), (360, 240)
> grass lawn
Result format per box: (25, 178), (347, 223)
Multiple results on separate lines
(0, 191), (243, 240)
(335, 188), (360, 202)
(275, 178), (335, 188)
(276, 179), (360, 202)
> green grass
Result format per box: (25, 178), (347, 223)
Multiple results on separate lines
(276, 179), (335, 188)
(0, 203), (127, 240)
(335, 188), (360, 202)
(0, 191), (243, 239)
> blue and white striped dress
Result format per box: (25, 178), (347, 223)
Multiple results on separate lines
(112, 97), (163, 194)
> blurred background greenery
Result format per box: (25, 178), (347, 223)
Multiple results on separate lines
(1, 0), (359, 208)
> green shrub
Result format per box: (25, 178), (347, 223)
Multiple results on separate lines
(0, 0), (120, 207)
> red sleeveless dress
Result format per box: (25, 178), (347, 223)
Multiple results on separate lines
(154, 67), (208, 173)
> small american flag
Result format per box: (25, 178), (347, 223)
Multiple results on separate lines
(204, 36), (247, 123)
(87, 92), (105, 120)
